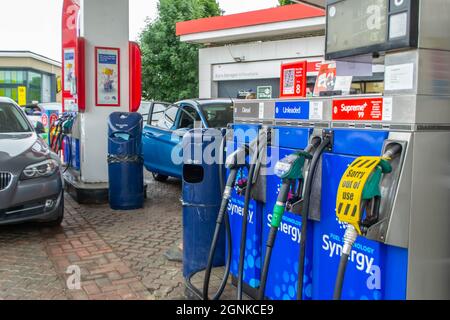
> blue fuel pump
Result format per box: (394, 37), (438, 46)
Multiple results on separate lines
(311, 130), (408, 300)
(226, 124), (267, 299)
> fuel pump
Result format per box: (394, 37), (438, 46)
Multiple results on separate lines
(258, 145), (315, 300)
(202, 129), (270, 300)
(49, 113), (77, 172)
(333, 144), (402, 300)
(236, 128), (270, 300)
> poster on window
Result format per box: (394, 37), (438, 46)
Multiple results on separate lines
(279, 61), (307, 99)
(95, 47), (120, 106)
(63, 48), (75, 92)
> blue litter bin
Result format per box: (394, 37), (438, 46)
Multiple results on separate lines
(108, 112), (144, 210)
(182, 128), (226, 287)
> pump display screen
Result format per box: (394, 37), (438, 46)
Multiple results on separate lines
(326, 0), (389, 55)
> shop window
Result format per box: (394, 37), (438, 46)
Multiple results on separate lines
(0, 70), (27, 85)
(3, 88), (12, 99)
(29, 71), (42, 88)
(28, 88), (41, 103)
(28, 71), (42, 103)
(4, 71), (11, 84)
(10, 88), (18, 102)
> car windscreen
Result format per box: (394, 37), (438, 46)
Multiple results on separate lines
(0, 102), (33, 133)
(201, 104), (234, 128)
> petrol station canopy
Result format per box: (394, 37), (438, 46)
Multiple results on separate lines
(176, 3), (326, 45)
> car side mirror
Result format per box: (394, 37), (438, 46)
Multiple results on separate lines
(35, 121), (46, 134)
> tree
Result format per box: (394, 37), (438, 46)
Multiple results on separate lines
(139, 0), (221, 102)
(279, 0), (295, 5)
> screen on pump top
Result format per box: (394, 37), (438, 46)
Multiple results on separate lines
(326, 0), (388, 54)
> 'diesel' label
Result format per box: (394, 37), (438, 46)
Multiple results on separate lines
(336, 156), (382, 235)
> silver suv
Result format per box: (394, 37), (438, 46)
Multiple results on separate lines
(0, 97), (64, 226)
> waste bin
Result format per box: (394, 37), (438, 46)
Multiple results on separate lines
(182, 128), (226, 295)
(108, 112), (144, 210)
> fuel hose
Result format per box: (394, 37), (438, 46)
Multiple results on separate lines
(258, 180), (291, 300)
(202, 169), (237, 300)
(297, 137), (330, 300)
(258, 139), (319, 300)
(236, 160), (257, 300)
(185, 134), (234, 300)
(333, 225), (357, 300)
(236, 130), (269, 300)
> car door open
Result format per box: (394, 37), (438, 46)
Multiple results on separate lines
(142, 102), (202, 179)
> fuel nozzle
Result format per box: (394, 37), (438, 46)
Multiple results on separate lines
(383, 143), (402, 160)
(225, 128), (270, 170)
(333, 143), (402, 300)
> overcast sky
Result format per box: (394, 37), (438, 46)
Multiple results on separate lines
(0, 0), (279, 62)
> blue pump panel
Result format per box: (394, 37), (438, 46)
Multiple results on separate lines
(72, 137), (80, 170)
(312, 129), (408, 300)
(333, 129), (389, 157)
(232, 124), (261, 144)
(227, 188), (263, 288)
(226, 124), (264, 289)
(263, 147), (314, 300)
(272, 127), (312, 150)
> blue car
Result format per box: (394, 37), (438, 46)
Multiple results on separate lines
(142, 99), (233, 181)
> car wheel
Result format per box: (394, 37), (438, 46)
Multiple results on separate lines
(42, 195), (65, 227)
(152, 172), (169, 182)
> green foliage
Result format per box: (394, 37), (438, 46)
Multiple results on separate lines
(139, 0), (221, 102)
(279, 0), (294, 5)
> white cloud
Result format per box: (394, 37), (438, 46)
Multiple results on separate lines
(0, 0), (279, 62)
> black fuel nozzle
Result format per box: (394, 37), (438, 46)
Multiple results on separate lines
(383, 143), (402, 160)
(225, 144), (250, 170)
(307, 136), (322, 153)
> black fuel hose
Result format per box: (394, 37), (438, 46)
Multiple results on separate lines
(258, 180), (291, 300)
(333, 224), (358, 300)
(236, 161), (257, 300)
(297, 137), (330, 300)
(202, 169), (237, 300)
(333, 253), (349, 300)
(236, 130), (269, 300)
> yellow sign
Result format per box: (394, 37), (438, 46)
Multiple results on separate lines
(336, 156), (382, 235)
(18, 86), (27, 106)
(56, 76), (62, 93)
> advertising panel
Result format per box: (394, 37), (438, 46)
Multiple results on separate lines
(95, 47), (120, 107)
(280, 61), (307, 99)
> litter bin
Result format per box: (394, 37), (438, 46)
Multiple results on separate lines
(182, 128), (226, 297)
(108, 112), (144, 210)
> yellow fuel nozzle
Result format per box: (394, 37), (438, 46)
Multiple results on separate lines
(336, 156), (392, 235)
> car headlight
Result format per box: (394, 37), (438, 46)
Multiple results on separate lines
(21, 159), (59, 180)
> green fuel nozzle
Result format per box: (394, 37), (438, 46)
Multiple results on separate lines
(274, 151), (312, 180)
(271, 151), (312, 229)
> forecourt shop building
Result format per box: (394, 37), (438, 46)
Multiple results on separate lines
(176, 3), (384, 99)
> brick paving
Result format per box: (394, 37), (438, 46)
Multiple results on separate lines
(0, 173), (185, 300)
